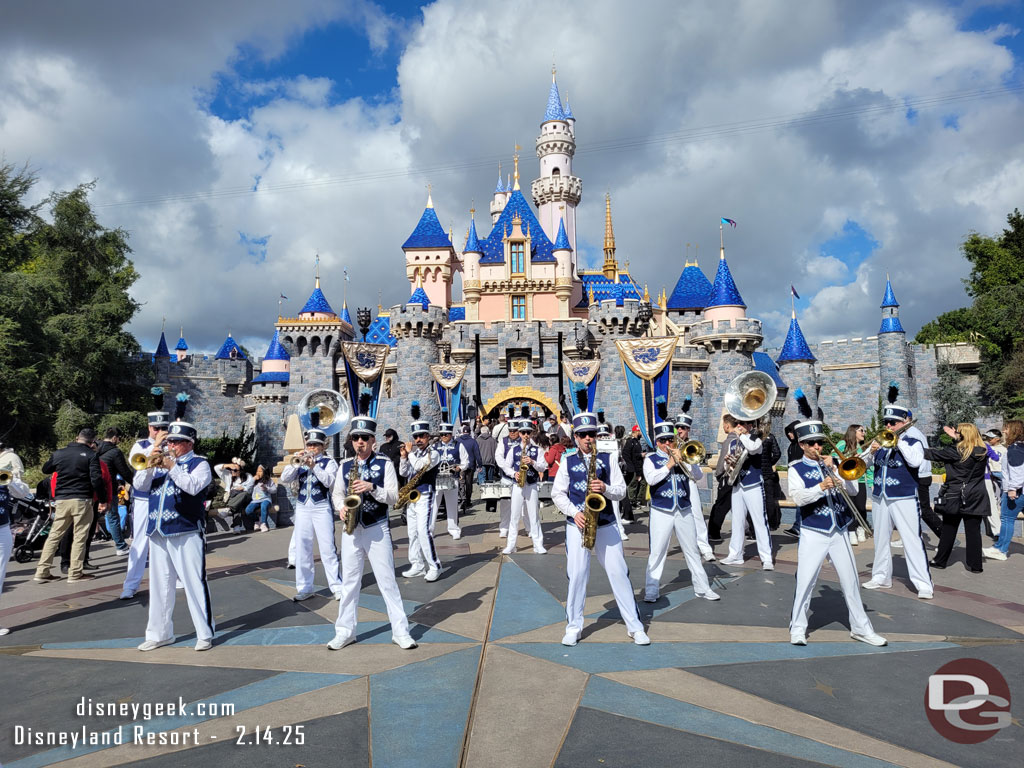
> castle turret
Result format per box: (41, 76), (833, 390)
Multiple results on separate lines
(532, 67), (582, 259)
(174, 327), (189, 362)
(278, 267), (349, 391)
(382, 295), (448, 432)
(154, 331), (170, 359)
(776, 307), (818, 425)
(877, 275), (915, 413)
(553, 217), (573, 319)
(462, 211), (483, 322)
(666, 258), (712, 332)
(489, 165), (506, 225)
(402, 190), (456, 309)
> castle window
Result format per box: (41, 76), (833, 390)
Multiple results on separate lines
(552, 167), (560, 176)
(510, 242), (525, 276)
(511, 295), (527, 320)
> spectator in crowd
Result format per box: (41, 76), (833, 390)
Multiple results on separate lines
(491, 411), (511, 445)
(783, 420), (803, 537)
(0, 440), (25, 481)
(545, 430), (568, 481)
(623, 425), (646, 517)
(835, 425), (871, 545)
(244, 466), (278, 532)
(96, 427), (134, 556)
(379, 429), (404, 484)
(983, 428), (1005, 538)
(34, 428), (108, 583)
(926, 424), (989, 572)
(1, 470), (32, 635)
(457, 424), (482, 515)
(761, 418), (783, 530)
(477, 426), (499, 514)
(56, 435), (113, 573)
(214, 459), (255, 534)
(707, 414), (738, 542)
(917, 450), (943, 540)
(985, 420), (1024, 561)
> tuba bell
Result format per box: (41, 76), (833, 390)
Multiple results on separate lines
(723, 370), (778, 422)
(0, 469), (11, 486)
(297, 389), (351, 436)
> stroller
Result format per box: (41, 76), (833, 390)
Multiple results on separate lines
(13, 496), (55, 563)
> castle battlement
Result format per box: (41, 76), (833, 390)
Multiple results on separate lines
(687, 316), (762, 352)
(589, 298), (650, 336)
(387, 303), (448, 339)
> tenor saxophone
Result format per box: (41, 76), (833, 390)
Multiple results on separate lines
(343, 459), (362, 535)
(516, 437), (529, 488)
(582, 448), (605, 550)
(395, 449), (432, 511)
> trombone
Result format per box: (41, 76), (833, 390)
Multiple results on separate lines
(866, 419), (918, 450)
(817, 456), (873, 537)
(820, 435), (868, 482)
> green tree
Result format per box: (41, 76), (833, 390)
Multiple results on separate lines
(931, 361), (979, 434)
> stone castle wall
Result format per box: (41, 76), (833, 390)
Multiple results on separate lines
(155, 355), (251, 439)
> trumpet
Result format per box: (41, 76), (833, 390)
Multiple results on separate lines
(130, 452), (150, 471)
(0, 469), (11, 486)
(290, 451), (313, 467)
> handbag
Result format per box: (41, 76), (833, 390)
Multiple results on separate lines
(934, 483), (965, 516)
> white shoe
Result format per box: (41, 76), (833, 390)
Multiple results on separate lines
(848, 532), (858, 546)
(451, 531), (462, 540)
(232, 525), (244, 534)
(702, 552), (717, 562)
(697, 590), (721, 601)
(790, 632), (807, 646)
(137, 638), (174, 652)
(499, 528), (508, 538)
(561, 632), (579, 647)
(326, 631), (354, 650)
(424, 567), (441, 582)
(857, 528), (867, 543)
(292, 592), (315, 602)
(629, 629), (651, 646)
(892, 539), (903, 548)
(0, 627), (9, 636)
(119, 589), (136, 600)
(918, 591), (934, 600)
(194, 639), (213, 652)
(762, 563), (774, 571)
(533, 546), (547, 554)
(720, 557), (744, 566)
(403, 565), (426, 578)
(983, 547), (1008, 561)
(643, 595), (658, 603)
(861, 579), (891, 590)
(333, 591), (344, 602)
(260, 523), (269, 532)
(501, 545), (514, 555)
(392, 635), (417, 650)
(851, 631), (887, 646)
(619, 530), (629, 541)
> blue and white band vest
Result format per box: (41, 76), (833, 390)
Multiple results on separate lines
(341, 453), (390, 528)
(509, 443), (542, 485)
(0, 485), (13, 527)
(147, 455), (209, 537)
(410, 449), (438, 495)
(872, 438), (921, 500)
(131, 440), (153, 509)
(136, 438), (153, 453)
(648, 452), (691, 511)
(296, 456), (334, 507)
(792, 459), (851, 534)
(728, 436), (762, 488)
(437, 442), (462, 480)
(563, 450), (616, 527)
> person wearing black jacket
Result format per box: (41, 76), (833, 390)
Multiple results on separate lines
(622, 427), (646, 514)
(925, 424), (989, 573)
(761, 426), (784, 530)
(783, 421), (803, 536)
(34, 429), (109, 583)
(96, 428), (134, 555)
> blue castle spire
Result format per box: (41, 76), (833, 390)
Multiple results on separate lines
(339, 303), (353, 325)
(563, 93), (574, 120)
(667, 260), (712, 310)
(215, 334), (246, 360)
(465, 216), (482, 253)
(263, 329), (289, 361)
(880, 275), (899, 308)
(777, 312), (816, 362)
(494, 167), (505, 194)
(553, 217), (571, 250)
(705, 251), (746, 308)
(402, 193), (452, 249)
(878, 275), (905, 334)
(154, 331), (170, 359)
(408, 286), (431, 309)
(543, 69), (566, 122)
(299, 281), (335, 316)
(174, 328), (188, 352)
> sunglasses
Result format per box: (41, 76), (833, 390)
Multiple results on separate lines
(806, 440), (825, 447)
(352, 436), (370, 442)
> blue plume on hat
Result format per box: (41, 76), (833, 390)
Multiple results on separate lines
(682, 395), (692, 414)
(358, 385), (373, 417)
(597, 408), (606, 423)
(151, 386), (165, 410)
(441, 406), (450, 423)
(507, 404), (515, 419)
(793, 388), (812, 419)
(887, 380), (900, 404)
(410, 400), (421, 420)
(174, 391), (190, 420)
(655, 394), (667, 422)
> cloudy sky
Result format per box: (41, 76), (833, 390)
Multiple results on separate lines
(2, 0), (1022, 358)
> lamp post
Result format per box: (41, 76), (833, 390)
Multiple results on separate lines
(357, 307), (372, 341)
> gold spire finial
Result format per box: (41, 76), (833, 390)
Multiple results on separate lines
(643, 284), (650, 301)
(470, 204), (475, 219)
(660, 288), (667, 310)
(513, 144), (521, 190)
(588, 284), (595, 303)
(602, 192), (618, 279)
(161, 316), (166, 332)
(426, 183), (433, 209)
(552, 61), (556, 81)
(378, 288), (383, 314)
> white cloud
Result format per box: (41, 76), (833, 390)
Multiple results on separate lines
(1, 0), (1021, 359)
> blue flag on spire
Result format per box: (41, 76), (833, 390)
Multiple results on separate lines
(721, 217), (737, 228)
(791, 285), (800, 300)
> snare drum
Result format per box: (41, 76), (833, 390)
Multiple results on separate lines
(436, 473), (457, 491)
(480, 482), (512, 500)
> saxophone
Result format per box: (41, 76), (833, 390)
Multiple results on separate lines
(515, 436), (530, 488)
(395, 447), (431, 511)
(582, 448), (605, 550)
(343, 459), (362, 535)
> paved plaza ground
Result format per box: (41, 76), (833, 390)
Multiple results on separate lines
(1, 500), (1022, 767)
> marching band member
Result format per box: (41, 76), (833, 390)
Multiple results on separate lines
(553, 411), (649, 647)
(120, 395), (170, 600)
(399, 403), (442, 581)
(788, 417), (887, 647)
(1, 473), (33, 635)
(280, 427), (343, 601)
(597, 418), (629, 541)
(674, 402), (716, 562)
(862, 390), (934, 598)
(643, 420), (720, 603)
(495, 406), (527, 539)
(328, 416), (417, 650)
(719, 418), (774, 570)
(133, 409), (215, 651)
(502, 415), (548, 554)
(432, 418), (469, 540)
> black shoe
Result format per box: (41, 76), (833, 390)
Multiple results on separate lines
(783, 528), (799, 538)
(929, 560), (947, 569)
(968, 567), (983, 573)
(82, 562), (100, 571)
(60, 564), (69, 574)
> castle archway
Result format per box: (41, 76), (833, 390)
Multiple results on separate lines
(482, 386), (560, 419)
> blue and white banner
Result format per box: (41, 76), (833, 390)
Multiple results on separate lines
(429, 364), (468, 425)
(615, 337), (678, 450)
(562, 359), (601, 414)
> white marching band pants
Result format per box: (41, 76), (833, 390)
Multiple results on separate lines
(293, 503), (342, 595)
(509, 483), (544, 548)
(688, 478), (714, 558)
(146, 531), (214, 643)
(727, 484), (773, 564)
(122, 499), (152, 593)
(870, 497), (933, 594)
(335, 520), (410, 639)
(499, 495), (529, 537)
(431, 486), (461, 537)
(406, 494), (440, 571)
(790, 527), (875, 637)
(644, 506), (711, 600)
(565, 522), (644, 637)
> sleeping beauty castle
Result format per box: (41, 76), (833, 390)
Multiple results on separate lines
(149, 70), (974, 463)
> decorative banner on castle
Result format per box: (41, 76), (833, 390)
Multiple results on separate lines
(562, 359), (602, 414)
(340, 342), (390, 419)
(615, 337), (679, 450)
(429, 364), (468, 425)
